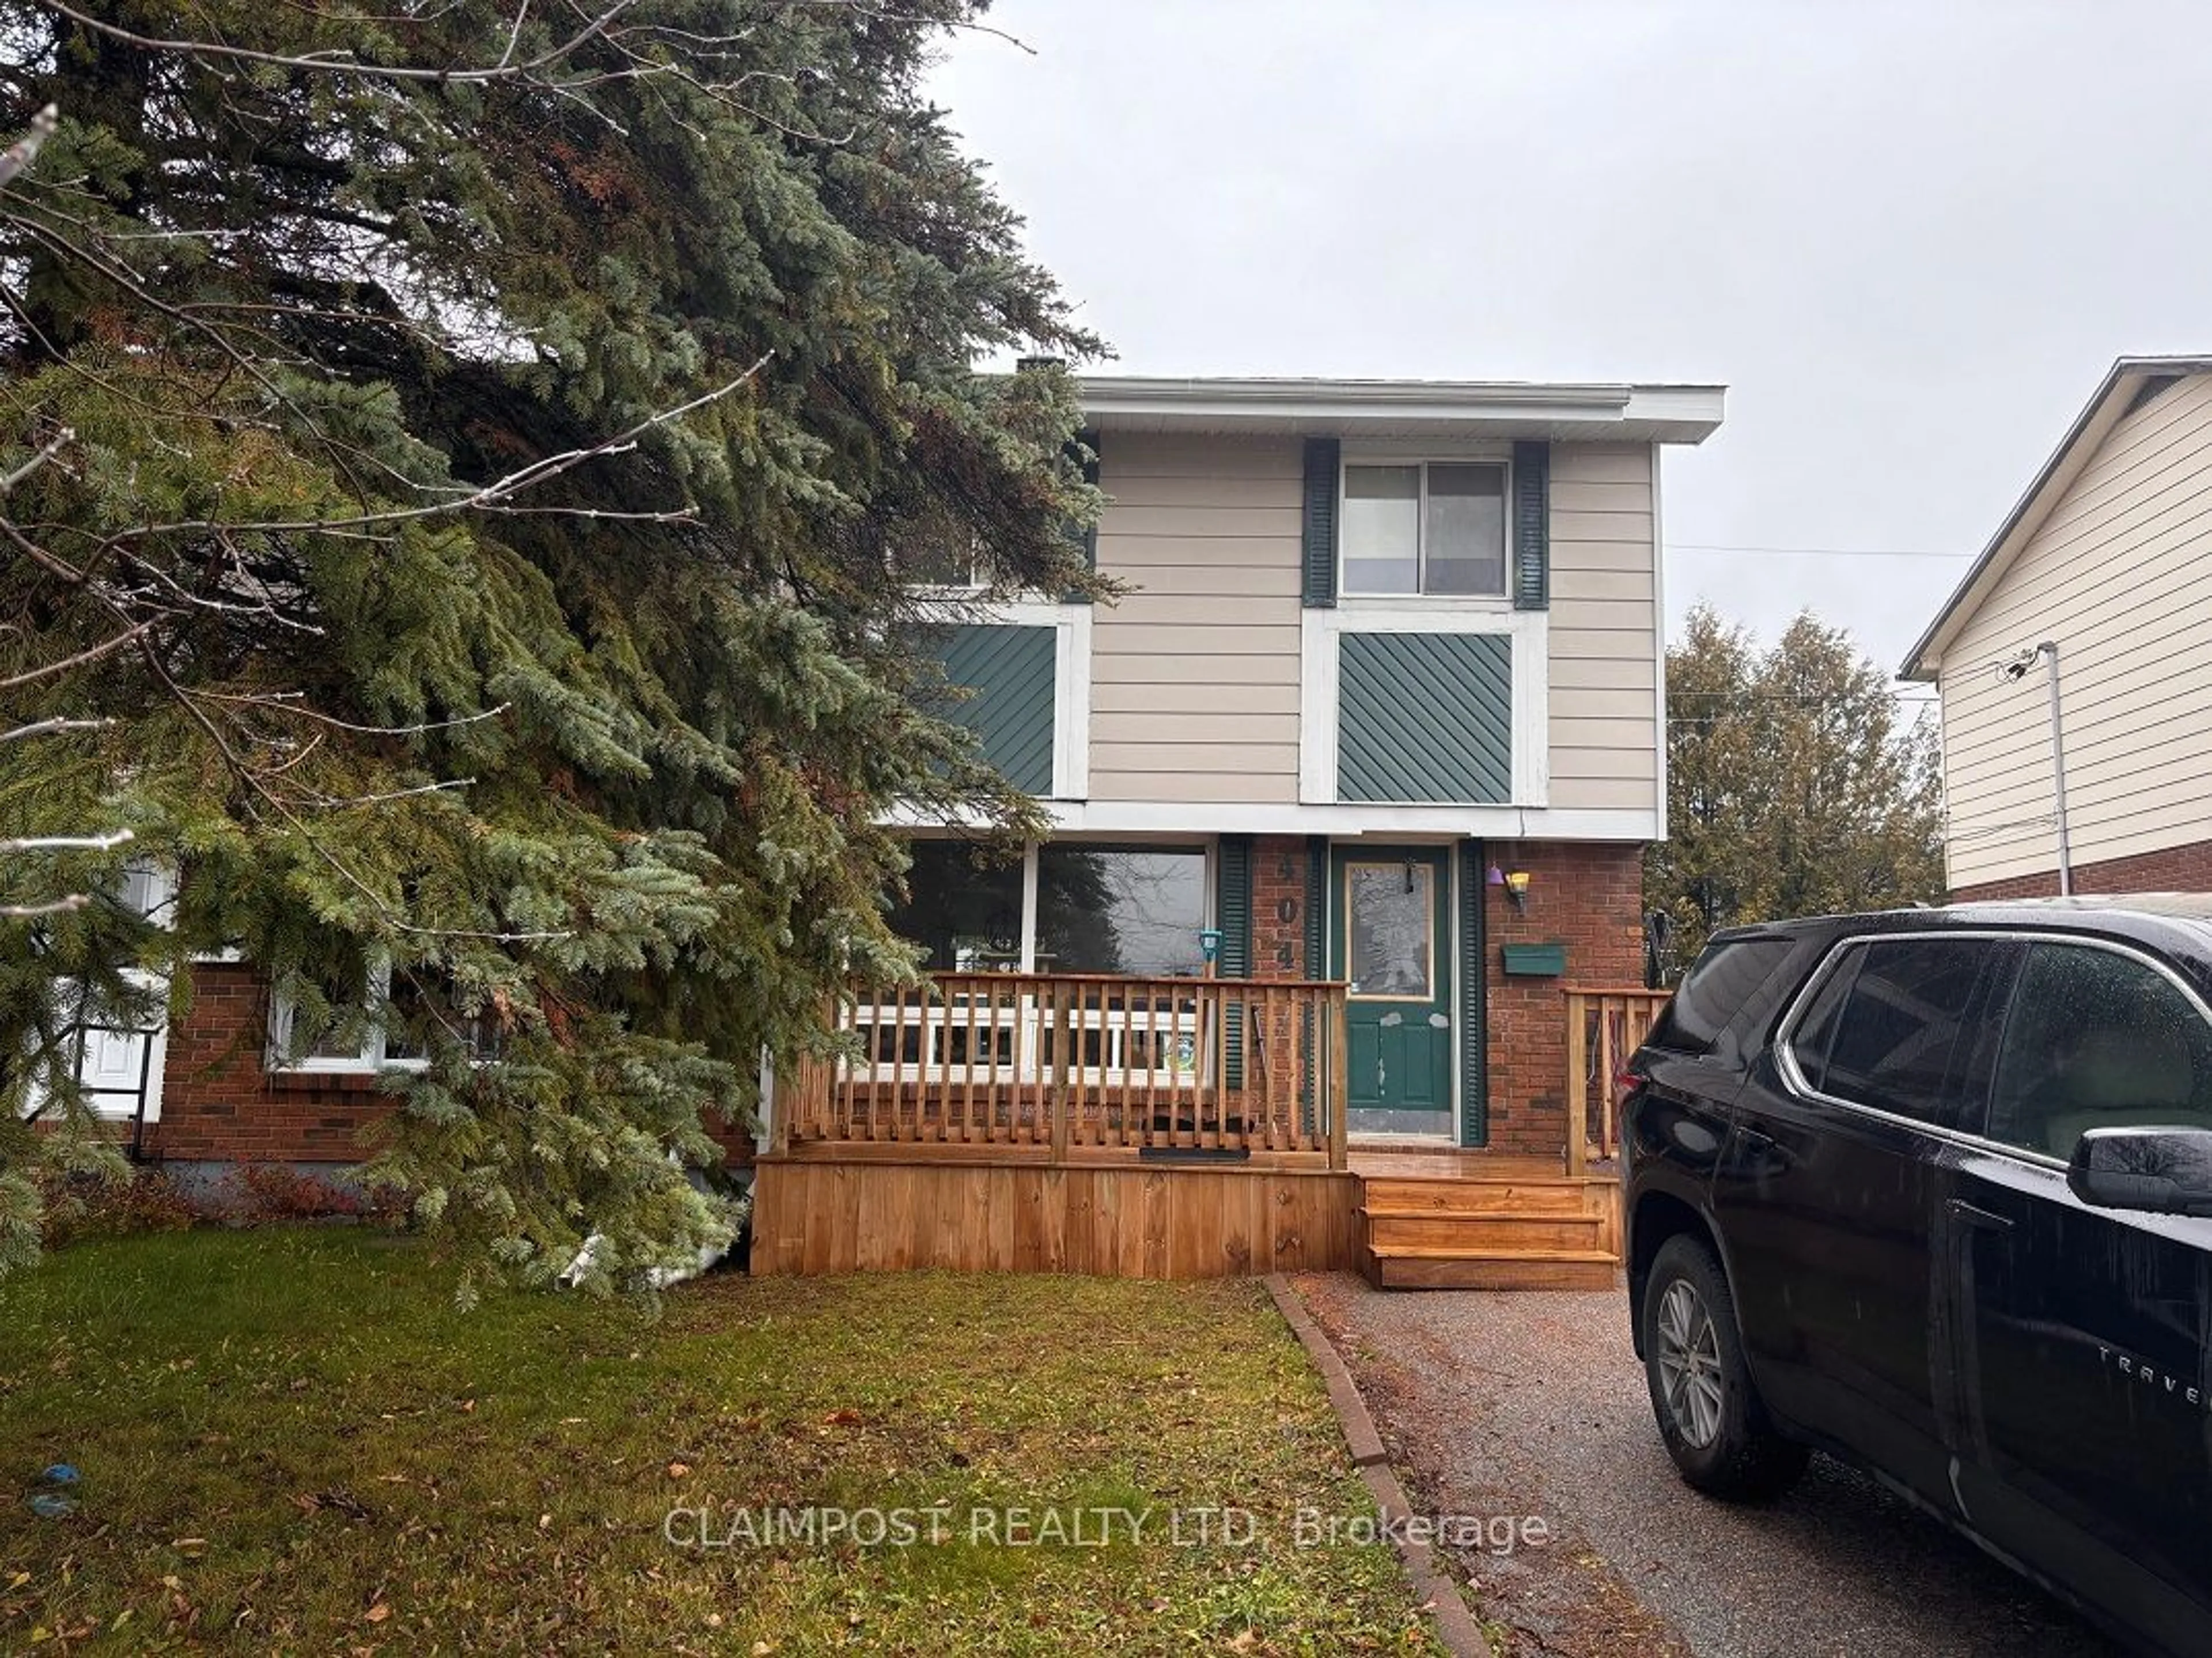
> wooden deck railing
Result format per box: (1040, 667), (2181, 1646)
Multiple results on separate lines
(1563, 985), (1672, 1174)
(777, 972), (1350, 1168)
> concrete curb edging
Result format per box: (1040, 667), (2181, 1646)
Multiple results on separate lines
(1264, 1274), (1490, 1658)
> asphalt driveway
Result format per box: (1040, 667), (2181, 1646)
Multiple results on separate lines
(1290, 1273), (2122, 1658)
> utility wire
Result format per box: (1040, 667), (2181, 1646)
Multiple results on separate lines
(1669, 542), (1975, 560)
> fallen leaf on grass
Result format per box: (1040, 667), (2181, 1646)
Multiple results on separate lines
(821, 1409), (863, 1428)
(666, 1463), (691, 1479)
(364, 1603), (390, 1624)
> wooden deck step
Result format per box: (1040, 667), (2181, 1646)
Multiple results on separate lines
(1362, 1209), (1607, 1254)
(1358, 1177), (1601, 1218)
(1362, 1246), (1622, 1292)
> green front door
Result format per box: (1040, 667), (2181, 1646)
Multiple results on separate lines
(1330, 846), (1455, 1136)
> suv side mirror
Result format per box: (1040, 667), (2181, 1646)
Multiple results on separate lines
(2067, 1126), (2212, 1217)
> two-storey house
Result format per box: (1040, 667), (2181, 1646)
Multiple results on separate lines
(755, 373), (1725, 1285)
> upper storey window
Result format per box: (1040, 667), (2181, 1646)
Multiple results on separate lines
(1341, 462), (1508, 597)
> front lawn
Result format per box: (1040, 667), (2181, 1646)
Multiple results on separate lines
(0, 1230), (1439, 1652)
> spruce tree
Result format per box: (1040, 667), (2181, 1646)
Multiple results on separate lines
(0, 1), (1101, 1290)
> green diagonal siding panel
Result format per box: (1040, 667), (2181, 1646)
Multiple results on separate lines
(1336, 632), (1512, 804)
(935, 624), (1056, 796)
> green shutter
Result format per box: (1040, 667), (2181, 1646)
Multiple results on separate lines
(1512, 440), (1549, 611)
(1062, 428), (1100, 603)
(1302, 437), (1339, 608)
(1218, 834), (1252, 1090)
(1301, 836), (1327, 1133)
(934, 624), (1056, 794)
(1336, 632), (1512, 804)
(1458, 841), (1488, 1146)
(1304, 836), (1328, 978)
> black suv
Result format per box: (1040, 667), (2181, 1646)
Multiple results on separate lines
(1623, 899), (2212, 1656)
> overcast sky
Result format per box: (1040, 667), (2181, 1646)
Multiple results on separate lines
(929, 0), (2212, 681)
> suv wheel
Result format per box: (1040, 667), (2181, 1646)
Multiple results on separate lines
(1641, 1235), (1809, 1500)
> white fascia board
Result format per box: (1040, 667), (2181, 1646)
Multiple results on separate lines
(1076, 376), (1725, 445)
(884, 799), (1657, 842)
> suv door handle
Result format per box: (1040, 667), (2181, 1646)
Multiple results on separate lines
(1946, 1198), (2013, 1233)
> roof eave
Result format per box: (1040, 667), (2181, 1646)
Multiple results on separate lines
(1902, 354), (2212, 680)
(1074, 375), (1726, 445)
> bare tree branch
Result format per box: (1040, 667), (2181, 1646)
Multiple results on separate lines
(0, 715), (113, 743)
(0, 104), (55, 190)
(0, 828), (134, 854)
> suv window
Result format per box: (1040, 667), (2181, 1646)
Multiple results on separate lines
(1987, 942), (2212, 1159)
(1792, 937), (2003, 1128)
(1783, 941), (1864, 1091)
(1646, 937), (1795, 1055)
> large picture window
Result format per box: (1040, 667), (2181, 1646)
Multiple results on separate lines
(1342, 461), (1506, 597)
(886, 842), (1027, 972)
(888, 840), (1210, 978)
(1037, 846), (1206, 977)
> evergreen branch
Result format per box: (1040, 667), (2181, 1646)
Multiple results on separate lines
(44, 1), (646, 87)
(138, 640), (570, 944)
(101, 354), (774, 540)
(188, 690), (512, 737)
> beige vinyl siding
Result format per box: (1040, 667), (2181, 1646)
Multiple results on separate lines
(1547, 443), (1660, 814)
(1090, 433), (1305, 803)
(1940, 373), (2212, 888)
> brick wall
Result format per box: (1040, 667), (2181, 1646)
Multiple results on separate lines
(150, 963), (393, 1165)
(1250, 835), (1316, 979)
(1480, 841), (1646, 1157)
(149, 963), (755, 1169)
(1950, 836), (2212, 902)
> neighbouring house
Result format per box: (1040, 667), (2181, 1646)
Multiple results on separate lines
(1903, 355), (2212, 899)
(77, 370), (1726, 1286)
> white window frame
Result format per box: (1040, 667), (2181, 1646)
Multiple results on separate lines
(899, 536), (990, 598)
(1299, 608), (1548, 808)
(911, 595), (1092, 801)
(893, 834), (1215, 976)
(854, 836), (1218, 1085)
(267, 957), (435, 1075)
(1339, 446), (1513, 605)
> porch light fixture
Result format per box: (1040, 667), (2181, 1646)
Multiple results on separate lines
(1488, 864), (1531, 912)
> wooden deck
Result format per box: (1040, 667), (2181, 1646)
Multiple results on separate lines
(751, 1146), (1620, 1288)
(747, 975), (1653, 1289)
